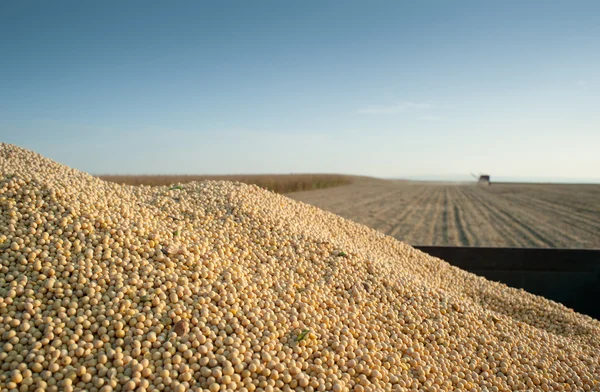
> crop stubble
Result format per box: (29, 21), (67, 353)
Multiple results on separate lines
(289, 180), (600, 248)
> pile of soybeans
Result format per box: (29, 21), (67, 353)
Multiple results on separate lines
(0, 144), (598, 392)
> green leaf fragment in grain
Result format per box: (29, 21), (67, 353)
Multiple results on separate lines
(296, 329), (310, 342)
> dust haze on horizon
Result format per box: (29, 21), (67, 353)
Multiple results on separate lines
(1, 1), (598, 182)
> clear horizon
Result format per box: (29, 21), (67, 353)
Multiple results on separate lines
(1, 1), (599, 181)
(399, 175), (600, 184)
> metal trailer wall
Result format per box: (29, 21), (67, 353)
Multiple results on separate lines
(414, 246), (600, 320)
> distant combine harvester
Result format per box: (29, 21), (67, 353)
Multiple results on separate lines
(471, 173), (491, 185)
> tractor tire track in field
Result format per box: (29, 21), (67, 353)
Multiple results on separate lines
(342, 185), (426, 218)
(483, 190), (586, 248)
(384, 186), (434, 242)
(360, 195), (406, 230)
(482, 184), (600, 247)
(399, 187), (441, 245)
(470, 188), (555, 248)
(508, 193), (600, 233)
(313, 183), (400, 213)
(452, 204), (469, 246)
(431, 188), (449, 245)
(452, 187), (485, 246)
(449, 188), (472, 246)
(499, 193), (597, 248)
(335, 189), (397, 214)
(469, 188), (545, 247)
(327, 186), (410, 226)
(521, 186), (600, 213)
(463, 187), (532, 247)
(458, 186), (515, 247)
(384, 186), (433, 239)
(368, 187), (426, 232)
(441, 188), (450, 245)
(515, 196), (600, 233)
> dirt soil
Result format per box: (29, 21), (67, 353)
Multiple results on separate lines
(288, 179), (600, 248)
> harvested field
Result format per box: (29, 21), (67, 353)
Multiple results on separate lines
(289, 179), (600, 248)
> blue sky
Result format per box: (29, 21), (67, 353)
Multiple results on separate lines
(1, 1), (599, 181)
